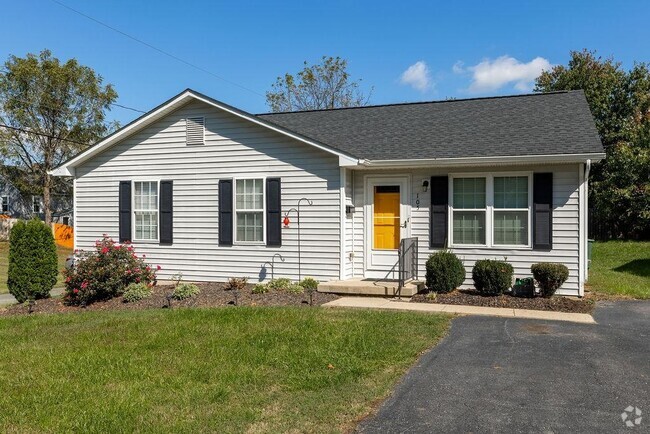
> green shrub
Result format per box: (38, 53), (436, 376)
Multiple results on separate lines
(8, 219), (58, 303)
(252, 283), (268, 294)
(286, 283), (305, 294)
(472, 259), (514, 295)
(299, 277), (319, 291)
(63, 235), (158, 305)
(225, 277), (248, 291)
(172, 282), (200, 300)
(531, 263), (569, 297)
(267, 278), (291, 291)
(123, 282), (153, 303)
(425, 250), (465, 293)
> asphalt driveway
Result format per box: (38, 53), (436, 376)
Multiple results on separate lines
(358, 301), (649, 433)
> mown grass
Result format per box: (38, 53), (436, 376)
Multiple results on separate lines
(0, 241), (72, 294)
(0, 307), (450, 433)
(587, 241), (650, 299)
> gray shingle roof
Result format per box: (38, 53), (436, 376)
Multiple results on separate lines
(257, 90), (604, 161)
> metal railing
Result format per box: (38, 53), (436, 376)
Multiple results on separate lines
(398, 237), (418, 293)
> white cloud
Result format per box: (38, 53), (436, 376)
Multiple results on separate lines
(452, 61), (465, 74)
(466, 55), (552, 93)
(400, 61), (432, 92)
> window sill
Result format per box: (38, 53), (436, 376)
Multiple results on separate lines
(132, 239), (160, 244)
(450, 244), (532, 250)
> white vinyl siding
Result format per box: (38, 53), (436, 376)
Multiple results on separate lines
(74, 100), (341, 283)
(350, 165), (583, 295)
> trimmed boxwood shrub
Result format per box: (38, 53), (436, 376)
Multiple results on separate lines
(63, 235), (158, 305)
(531, 263), (569, 297)
(472, 259), (514, 295)
(425, 250), (465, 293)
(8, 219), (58, 303)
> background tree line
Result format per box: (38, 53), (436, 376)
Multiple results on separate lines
(0, 50), (647, 239)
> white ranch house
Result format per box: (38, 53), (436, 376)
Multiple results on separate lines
(52, 89), (604, 297)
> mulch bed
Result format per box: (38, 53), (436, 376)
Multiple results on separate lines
(411, 289), (595, 313)
(0, 283), (340, 316)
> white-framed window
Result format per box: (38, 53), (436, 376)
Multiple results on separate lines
(450, 173), (532, 248)
(452, 177), (487, 245)
(493, 176), (529, 246)
(32, 196), (40, 213)
(234, 178), (265, 243)
(1, 196), (8, 213)
(133, 181), (159, 241)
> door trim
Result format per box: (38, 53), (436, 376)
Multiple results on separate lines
(363, 174), (411, 276)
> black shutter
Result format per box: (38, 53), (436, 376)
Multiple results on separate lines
(266, 178), (282, 246)
(119, 181), (132, 243)
(533, 173), (553, 250)
(429, 176), (448, 248)
(159, 180), (173, 244)
(219, 179), (233, 246)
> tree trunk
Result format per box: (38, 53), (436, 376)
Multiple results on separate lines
(43, 173), (52, 225)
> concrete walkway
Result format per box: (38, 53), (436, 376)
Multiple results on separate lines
(323, 296), (596, 324)
(0, 287), (64, 305)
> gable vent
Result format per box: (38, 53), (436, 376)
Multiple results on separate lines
(186, 117), (205, 145)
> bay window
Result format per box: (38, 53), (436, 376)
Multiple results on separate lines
(134, 181), (158, 241)
(235, 178), (264, 243)
(451, 174), (532, 248)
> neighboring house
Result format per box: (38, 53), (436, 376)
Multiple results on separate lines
(52, 89), (604, 296)
(0, 174), (73, 225)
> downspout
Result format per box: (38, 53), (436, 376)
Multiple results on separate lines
(584, 160), (591, 286)
(351, 170), (355, 277)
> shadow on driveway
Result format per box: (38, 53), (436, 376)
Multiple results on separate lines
(357, 301), (650, 433)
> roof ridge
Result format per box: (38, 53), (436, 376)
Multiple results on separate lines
(256, 90), (580, 116)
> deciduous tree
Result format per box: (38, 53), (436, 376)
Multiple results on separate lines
(0, 49), (117, 223)
(266, 56), (371, 112)
(535, 50), (650, 239)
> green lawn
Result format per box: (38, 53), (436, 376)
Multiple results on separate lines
(0, 241), (72, 294)
(587, 241), (650, 299)
(0, 307), (450, 433)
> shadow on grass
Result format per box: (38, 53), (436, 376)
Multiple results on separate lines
(613, 259), (650, 278)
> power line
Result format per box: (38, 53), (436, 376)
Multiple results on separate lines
(0, 123), (88, 146)
(48, 0), (266, 99)
(111, 103), (146, 113)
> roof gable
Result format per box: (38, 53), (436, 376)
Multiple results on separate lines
(51, 89), (358, 176)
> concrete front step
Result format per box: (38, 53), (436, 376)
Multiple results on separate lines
(318, 278), (425, 297)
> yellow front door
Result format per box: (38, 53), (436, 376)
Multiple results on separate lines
(373, 186), (401, 250)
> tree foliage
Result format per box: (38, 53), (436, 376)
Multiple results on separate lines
(0, 49), (118, 223)
(266, 56), (371, 112)
(535, 50), (650, 239)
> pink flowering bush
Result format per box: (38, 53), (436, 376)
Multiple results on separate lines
(63, 235), (160, 305)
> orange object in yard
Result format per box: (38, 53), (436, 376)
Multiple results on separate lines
(53, 223), (74, 248)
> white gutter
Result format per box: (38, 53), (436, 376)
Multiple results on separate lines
(360, 153), (606, 168)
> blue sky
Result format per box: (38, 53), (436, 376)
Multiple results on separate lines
(2, 0), (648, 125)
